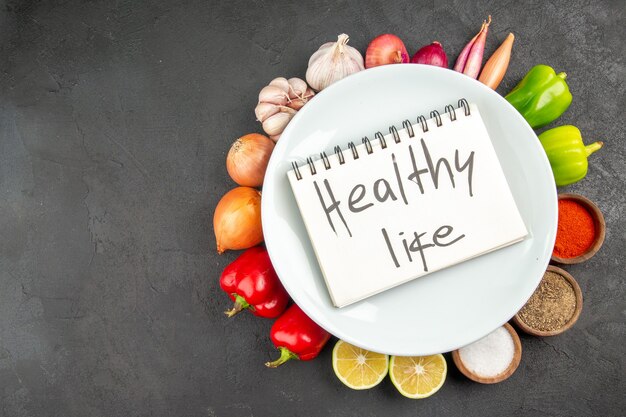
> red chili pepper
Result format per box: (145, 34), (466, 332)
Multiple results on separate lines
(265, 304), (331, 368)
(219, 246), (289, 319)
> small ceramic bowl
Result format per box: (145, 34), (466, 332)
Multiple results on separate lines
(512, 265), (583, 337)
(452, 323), (522, 384)
(551, 193), (605, 264)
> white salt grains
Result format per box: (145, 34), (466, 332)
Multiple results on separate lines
(458, 326), (515, 377)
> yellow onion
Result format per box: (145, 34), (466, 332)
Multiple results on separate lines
(214, 187), (263, 254)
(227, 133), (275, 187)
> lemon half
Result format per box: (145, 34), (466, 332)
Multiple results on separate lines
(389, 354), (447, 399)
(332, 340), (389, 390)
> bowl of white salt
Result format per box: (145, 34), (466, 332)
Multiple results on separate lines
(451, 323), (522, 384)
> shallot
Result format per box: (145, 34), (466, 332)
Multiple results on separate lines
(454, 16), (491, 78)
(410, 41), (448, 68)
(478, 33), (515, 89)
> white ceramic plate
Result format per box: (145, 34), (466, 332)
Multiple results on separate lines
(262, 65), (557, 356)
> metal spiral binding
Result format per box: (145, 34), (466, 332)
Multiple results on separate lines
(334, 146), (345, 164)
(458, 98), (471, 116)
(291, 98), (470, 180)
(362, 137), (373, 154)
(375, 132), (387, 149)
(348, 142), (359, 159)
(445, 105), (457, 121)
(430, 110), (442, 127)
(402, 120), (415, 137)
(320, 152), (331, 170)
(291, 161), (302, 180)
(390, 125), (401, 143)
(306, 157), (316, 175)
(417, 115), (428, 132)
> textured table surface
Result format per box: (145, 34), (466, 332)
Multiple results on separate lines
(1, 1), (624, 416)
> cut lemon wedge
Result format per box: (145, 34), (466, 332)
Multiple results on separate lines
(332, 340), (389, 390)
(389, 354), (447, 399)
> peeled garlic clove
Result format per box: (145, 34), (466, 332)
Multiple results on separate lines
(255, 102), (280, 122)
(269, 77), (290, 93)
(258, 85), (289, 106)
(287, 77), (308, 99)
(262, 111), (294, 136)
(306, 33), (365, 92)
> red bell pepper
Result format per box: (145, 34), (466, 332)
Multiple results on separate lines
(265, 304), (331, 368)
(219, 246), (289, 319)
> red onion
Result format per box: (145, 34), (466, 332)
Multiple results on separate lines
(410, 41), (448, 68)
(365, 34), (409, 69)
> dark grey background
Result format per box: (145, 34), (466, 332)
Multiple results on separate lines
(1, 0), (624, 416)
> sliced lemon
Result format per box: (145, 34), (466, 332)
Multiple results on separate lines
(389, 354), (447, 399)
(332, 340), (389, 390)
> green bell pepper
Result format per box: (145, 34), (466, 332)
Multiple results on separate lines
(538, 125), (603, 186)
(505, 65), (572, 129)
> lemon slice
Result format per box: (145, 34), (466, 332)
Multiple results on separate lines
(389, 354), (447, 399)
(332, 340), (389, 390)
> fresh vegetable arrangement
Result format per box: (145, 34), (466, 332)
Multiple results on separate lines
(212, 15), (605, 398)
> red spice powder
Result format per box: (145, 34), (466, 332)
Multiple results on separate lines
(553, 199), (596, 258)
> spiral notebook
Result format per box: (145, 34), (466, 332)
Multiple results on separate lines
(287, 100), (528, 308)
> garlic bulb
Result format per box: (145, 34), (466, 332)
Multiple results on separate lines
(306, 34), (364, 92)
(255, 77), (315, 142)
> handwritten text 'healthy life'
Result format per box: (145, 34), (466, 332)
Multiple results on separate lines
(313, 138), (475, 272)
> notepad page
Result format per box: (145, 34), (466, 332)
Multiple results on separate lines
(287, 104), (528, 308)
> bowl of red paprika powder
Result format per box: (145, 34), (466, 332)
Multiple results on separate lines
(551, 193), (605, 264)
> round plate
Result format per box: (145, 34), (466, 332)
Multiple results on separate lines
(262, 65), (557, 356)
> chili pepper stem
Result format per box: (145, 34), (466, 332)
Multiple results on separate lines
(585, 141), (603, 156)
(265, 347), (299, 368)
(557, 72), (567, 80)
(224, 294), (251, 317)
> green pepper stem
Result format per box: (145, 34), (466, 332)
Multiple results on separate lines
(224, 294), (250, 317)
(557, 72), (567, 79)
(585, 141), (603, 156)
(265, 347), (299, 368)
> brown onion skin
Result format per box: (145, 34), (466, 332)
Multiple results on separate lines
(214, 187), (263, 254)
(227, 133), (275, 187)
(410, 41), (448, 68)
